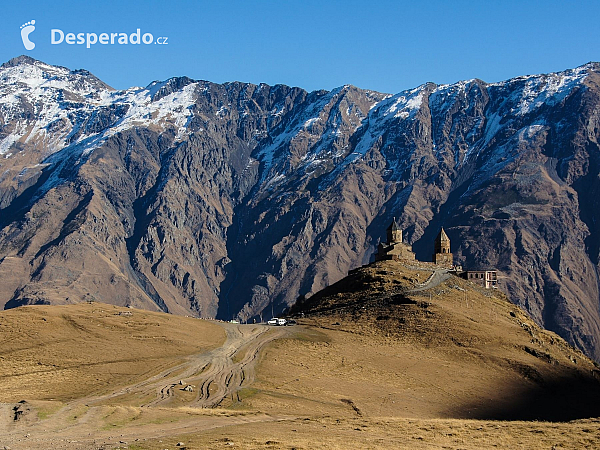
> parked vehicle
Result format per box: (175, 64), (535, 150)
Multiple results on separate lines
(286, 319), (297, 326)
(267, 318), (287, 326)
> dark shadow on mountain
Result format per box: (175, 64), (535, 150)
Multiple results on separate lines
(122, 145), (179, 314)
(572, 143), (600, 267)
(216, 198), (248, 321)
(447, 372), (600, 422)
(4, 289), (50, 310)
(412, 176), (474, 262)
(0, 165), (53, 230)
(34, 190), (94, 260)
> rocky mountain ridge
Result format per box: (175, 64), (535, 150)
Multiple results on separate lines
(1, 55), (600, 361)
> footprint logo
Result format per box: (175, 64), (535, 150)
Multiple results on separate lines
(20, 20), (36, 51)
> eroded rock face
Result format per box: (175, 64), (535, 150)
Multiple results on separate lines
(1, 56), (600, 360)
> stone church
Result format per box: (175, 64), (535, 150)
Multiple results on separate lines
(375, 219), (453, 267)
(375, 218), (416, 262)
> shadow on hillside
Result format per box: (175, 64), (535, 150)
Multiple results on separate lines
(450, 373), (600, 422)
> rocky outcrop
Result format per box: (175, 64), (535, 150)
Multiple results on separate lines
(1, 56), (600, 361)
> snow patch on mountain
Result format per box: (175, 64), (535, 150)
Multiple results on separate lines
(256, 86), (380, 185)
(386, 89), (425, 119)
(511, 67), (588, 116)
(0, 133), (20, 155)
(1, 60), (71, 91)
(337, 85), (427, 170)
(0, 59), (199, 158)
(457, 67), (589, 163)
(381, 86), (425, 120)
(429, 80), (474, 113)
(98, 82), (197, 142)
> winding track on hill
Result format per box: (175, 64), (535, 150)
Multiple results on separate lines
(409, 269), (451, 293)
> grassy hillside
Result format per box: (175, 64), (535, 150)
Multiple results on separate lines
(254, 260), (600, 421)
(0, 302), (225, 402)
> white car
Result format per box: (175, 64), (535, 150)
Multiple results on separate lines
(267, 318), (278, 325)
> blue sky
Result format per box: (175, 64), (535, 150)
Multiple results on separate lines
(1, 0), (599, 94)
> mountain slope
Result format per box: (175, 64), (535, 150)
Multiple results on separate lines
(1, 56), (600, 361)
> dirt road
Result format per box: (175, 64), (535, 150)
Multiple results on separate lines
(409, 269), (451, 292)
(0, 322), (292, 449)
(100, 322), (287, 409)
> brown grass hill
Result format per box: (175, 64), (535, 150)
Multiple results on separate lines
(1, 292), (600, 449)
(286, 260), (600, 422)
(0, 302), (225, 403)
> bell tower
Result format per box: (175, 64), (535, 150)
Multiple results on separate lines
(433, 228), (453, 266)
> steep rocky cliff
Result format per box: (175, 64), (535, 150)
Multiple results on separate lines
(1, 55), (600, 360)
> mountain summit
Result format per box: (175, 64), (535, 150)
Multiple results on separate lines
(1, 56), (600, 361)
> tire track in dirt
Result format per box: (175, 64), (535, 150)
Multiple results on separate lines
(193, 323), (287, 407)
(0, 322), (293, 449)
(90, 322), (288, 408)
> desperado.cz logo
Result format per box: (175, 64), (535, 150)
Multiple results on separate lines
(20, 19), (168, 50)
